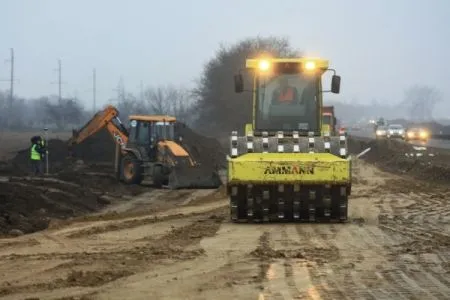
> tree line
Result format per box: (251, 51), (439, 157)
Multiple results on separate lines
(0, 36), (442, 135)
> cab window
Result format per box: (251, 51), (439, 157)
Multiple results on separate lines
(136, 122), (150, 144)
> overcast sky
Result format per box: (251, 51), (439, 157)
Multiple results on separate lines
(1, 0), (449, 115)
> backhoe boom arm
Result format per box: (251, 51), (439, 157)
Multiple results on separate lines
(69, 105), (129, 148)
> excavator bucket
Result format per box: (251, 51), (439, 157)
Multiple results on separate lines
(167, 164), (222, 189)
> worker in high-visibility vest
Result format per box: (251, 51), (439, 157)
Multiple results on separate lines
(30, 136), (46, 175)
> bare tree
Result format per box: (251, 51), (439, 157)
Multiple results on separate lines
(192, 36), (301, 136)
(43, 97), (86, 129)
(401, 85), (442, 121)
(144, 85), (195, 125)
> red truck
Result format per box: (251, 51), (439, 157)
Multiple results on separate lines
(322, 106), (346, 136)
(322, 106), (337, 135)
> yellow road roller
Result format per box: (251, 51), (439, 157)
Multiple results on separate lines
(228, 57), (351, 222)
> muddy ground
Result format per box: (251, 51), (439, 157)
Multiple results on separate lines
(0, 158), (449, 299)
(348, 137), (450, 183)
(0, 126), (225, 235)
(0, 133), (449, 299)
(0, 124), (225, 237)
(0, 168), (152, 236)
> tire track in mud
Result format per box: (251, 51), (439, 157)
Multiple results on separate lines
(323, 225), (381, 300)
(394, 191), (450, 221)
(379, 222), (450, 297)
(63, 200), (226, 239)
(366, 164), (450, 298)
(289, 185), (449, 299)
(296, 225), (352, 300)
(0, 207), (226, 298)
(252, 232), (273, 291)
(279, 227), (305, 300)
(320, 223), (430, 300)
(372, 176), (450, 299)
(249, 230), (302, 299)
(0, 208), (226, 262)
(361, 226), (413, 300)
(380, 269), (426, 299)
(0, 269), (133, 298)
(349, 225), (400, 300)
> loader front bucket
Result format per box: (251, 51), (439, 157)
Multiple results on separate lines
(167, 164), (222, 189)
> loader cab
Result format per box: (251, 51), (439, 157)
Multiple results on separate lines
(127, 115), (177, 146)
(234, 58), (341, 136)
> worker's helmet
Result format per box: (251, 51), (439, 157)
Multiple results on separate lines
(30, 136), (40, 144)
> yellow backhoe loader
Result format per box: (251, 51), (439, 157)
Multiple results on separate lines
(68, 105), (222, 189)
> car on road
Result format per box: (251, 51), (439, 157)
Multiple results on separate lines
(375, 125), (388, 139)
(387, 124), (406, 139)
(406, 127), (430, 142)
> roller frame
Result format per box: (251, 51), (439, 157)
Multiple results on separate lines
(227, 130), (351, 223)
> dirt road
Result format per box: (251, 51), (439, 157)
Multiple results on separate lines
(0, 159), (449, 299)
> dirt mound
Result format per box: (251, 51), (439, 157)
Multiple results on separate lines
(8, 129), (116, 174)
(348, 137), (450, 183)
(0, 166), (152, 237)
(0, 177), (107, 236)
(176, 123), (226, 169)
(10, 139), (69, 174)
(70, 129), (116, 163)
(8, 125), (225, 174)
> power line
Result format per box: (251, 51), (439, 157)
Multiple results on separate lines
(1, 48), (16, 109)
(112, 76), (125, 105)
(93, 68), (96, 113)
(51, 59), (66, 105)
(9, 48), (14, 110)
(58, 59), (62, 105)
(0, 48), (19, 128)
(50, 59), (67, 128)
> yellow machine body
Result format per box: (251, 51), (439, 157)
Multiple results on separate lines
(228, 57), (350, 222)
(228, 153), (350, 185)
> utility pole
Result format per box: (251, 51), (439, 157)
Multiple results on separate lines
(1, 48), (18, 128)
(51, 59), (65, 105)
(93, 68), (96, 113)
(57, 59), (62, 105)
(140, 80), (144, 102)
(112, 77), (125, 105)
(9, 48), (14, 111)
(51, 59), (66, 128)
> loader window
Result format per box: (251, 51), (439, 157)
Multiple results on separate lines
(256, 73), (320, 132)
(153, 122), (175, 140)
(136, 122), (150, 144)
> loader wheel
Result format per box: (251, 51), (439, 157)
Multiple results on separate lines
(121, 154), (143, 184)
(152, 165), (168, 188)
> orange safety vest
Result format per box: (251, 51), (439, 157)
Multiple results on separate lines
(278, 87), (294, 102)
